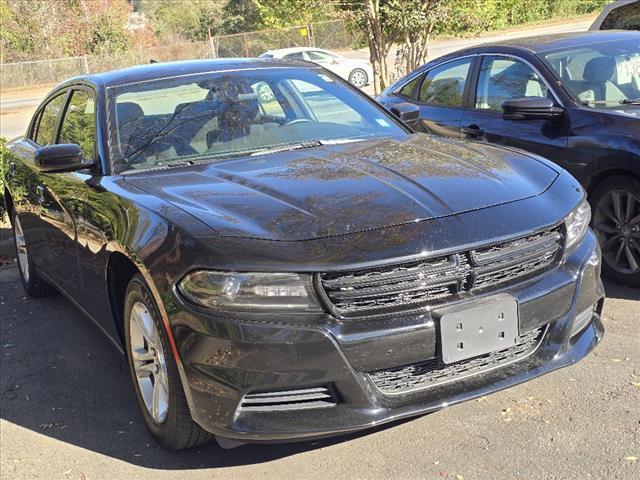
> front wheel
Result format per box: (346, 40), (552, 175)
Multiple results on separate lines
(590, 176), (640, 288)
(124, 274), (211, 449)
(348, 68), (368, 88)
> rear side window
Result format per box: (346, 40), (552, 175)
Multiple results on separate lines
(59, 90), (96, 159)
(418, 58), (472, 106)
(307, 51), (335, 63)
(283, 52), (305, 60)
(35, 93), (67, 145)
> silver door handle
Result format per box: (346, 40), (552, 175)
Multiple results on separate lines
(36, 185), (45, 203)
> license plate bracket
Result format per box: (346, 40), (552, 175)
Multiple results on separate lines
(436, 296), (519, 364)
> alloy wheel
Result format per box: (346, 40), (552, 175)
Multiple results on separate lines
(593, 189), (640, 275)
(349, 70), (367, 88)
(14, 215), (30, 283)
(129, 301), (169, 424)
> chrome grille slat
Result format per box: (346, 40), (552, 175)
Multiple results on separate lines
(321, 255), (460, 290)
(240, 386), (336, 412)
(319, 227), (562, 316)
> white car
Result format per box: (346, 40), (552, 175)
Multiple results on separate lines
(260, 47), (373, 88)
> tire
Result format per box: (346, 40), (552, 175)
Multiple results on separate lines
(348, 68), (368, 88)
(12, 211), (56, 297)
(590, 175), (640, 288)
(124, 274), (212, 450)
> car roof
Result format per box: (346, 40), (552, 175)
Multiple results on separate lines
(454, 30), (638, 56)
(264, 47), (331, 55)
(59, 58), (316, 90)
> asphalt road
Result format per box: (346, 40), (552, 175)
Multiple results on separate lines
(0, 255), (638, 480)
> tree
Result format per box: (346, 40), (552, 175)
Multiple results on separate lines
(0, 0), (136, 60)
(141, 0), (225, 40)
(340, 0), (488, 94)
(339, 0), (394, 95)
(386, 0), (461, 75)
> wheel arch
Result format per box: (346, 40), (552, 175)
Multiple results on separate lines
(3, 187), (14, 226)
(104, 247), (184, 367)
(586, 168), (640, 198)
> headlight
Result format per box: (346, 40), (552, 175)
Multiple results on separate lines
(177, 271), (322, 312)
(565, 199), (591, 251)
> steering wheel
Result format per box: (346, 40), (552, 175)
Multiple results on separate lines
(283, 118), (313, 127)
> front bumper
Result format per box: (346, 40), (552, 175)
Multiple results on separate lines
(169, 230), (604, 442)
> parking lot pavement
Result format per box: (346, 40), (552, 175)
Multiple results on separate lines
(0, 259), (638, 480)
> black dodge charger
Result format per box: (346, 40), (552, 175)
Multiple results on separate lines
(378, 31), (640, 287)
(2, 59), (604, 449)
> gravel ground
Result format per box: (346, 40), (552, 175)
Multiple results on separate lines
(0, 260), (638, 480)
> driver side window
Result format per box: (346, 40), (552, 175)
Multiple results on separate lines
(475, 56), (550, 110)
(59, 90), (96, 159)
(34, 93), (67, 146)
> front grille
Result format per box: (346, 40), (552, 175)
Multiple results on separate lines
(319, 227), (562, 316)
(239, 386), (336, 412)
(368, 326), (545, 394)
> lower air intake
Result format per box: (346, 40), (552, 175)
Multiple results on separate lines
(368, 326), (546, 394)
(240, 386), (337, 412)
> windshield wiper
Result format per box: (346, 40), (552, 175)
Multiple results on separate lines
(248, 138), (371, 157)
(620, 98), (640, 105)
(249, 140), (323, 157)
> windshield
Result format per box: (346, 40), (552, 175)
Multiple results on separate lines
(541, 37), (640, 110)
(107, 67), (406, 173)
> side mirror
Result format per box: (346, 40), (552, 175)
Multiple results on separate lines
(501, 97), (564, 120)
(34, 144), (91, 173)
(388, 102), (420, 128)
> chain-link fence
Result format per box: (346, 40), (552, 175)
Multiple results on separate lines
(1, 20), (361, 90)
(1, 40), (213, 89)
(211, 20), (362, 58)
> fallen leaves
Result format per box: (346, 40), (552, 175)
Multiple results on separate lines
(624, 456), (638, 463)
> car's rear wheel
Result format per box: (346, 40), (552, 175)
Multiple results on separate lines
(591, 176), (640, 288)
(348, 68), (368, 88)
(12, 211), (56, 297)
(124, 274), (212, 449)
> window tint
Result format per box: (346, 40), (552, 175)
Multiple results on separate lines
(59, 90), (96, 159)
(399, 74), (422, 99)
(283, 51), (305, 60)
(475, 56), (550, 110)
(35, 93), (67, 145)
(418, 59), (471, 106)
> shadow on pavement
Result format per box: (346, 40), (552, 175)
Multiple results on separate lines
(0, 265), (411, 469)
(603, 279), (640, 301)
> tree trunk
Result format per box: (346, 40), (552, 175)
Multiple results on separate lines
(364, 0), (390, 95)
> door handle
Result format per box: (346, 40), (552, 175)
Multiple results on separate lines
(461, 125), (485, 137)
(36, 185), (46, 204)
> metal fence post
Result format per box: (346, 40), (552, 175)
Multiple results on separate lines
(308, 24), (315, 47)
(83, 55), (89, 74)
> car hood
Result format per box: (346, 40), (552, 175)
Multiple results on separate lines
(124, 135), (559, 241)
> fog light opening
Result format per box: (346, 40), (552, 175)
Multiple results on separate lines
(571, 304), (597, 338)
